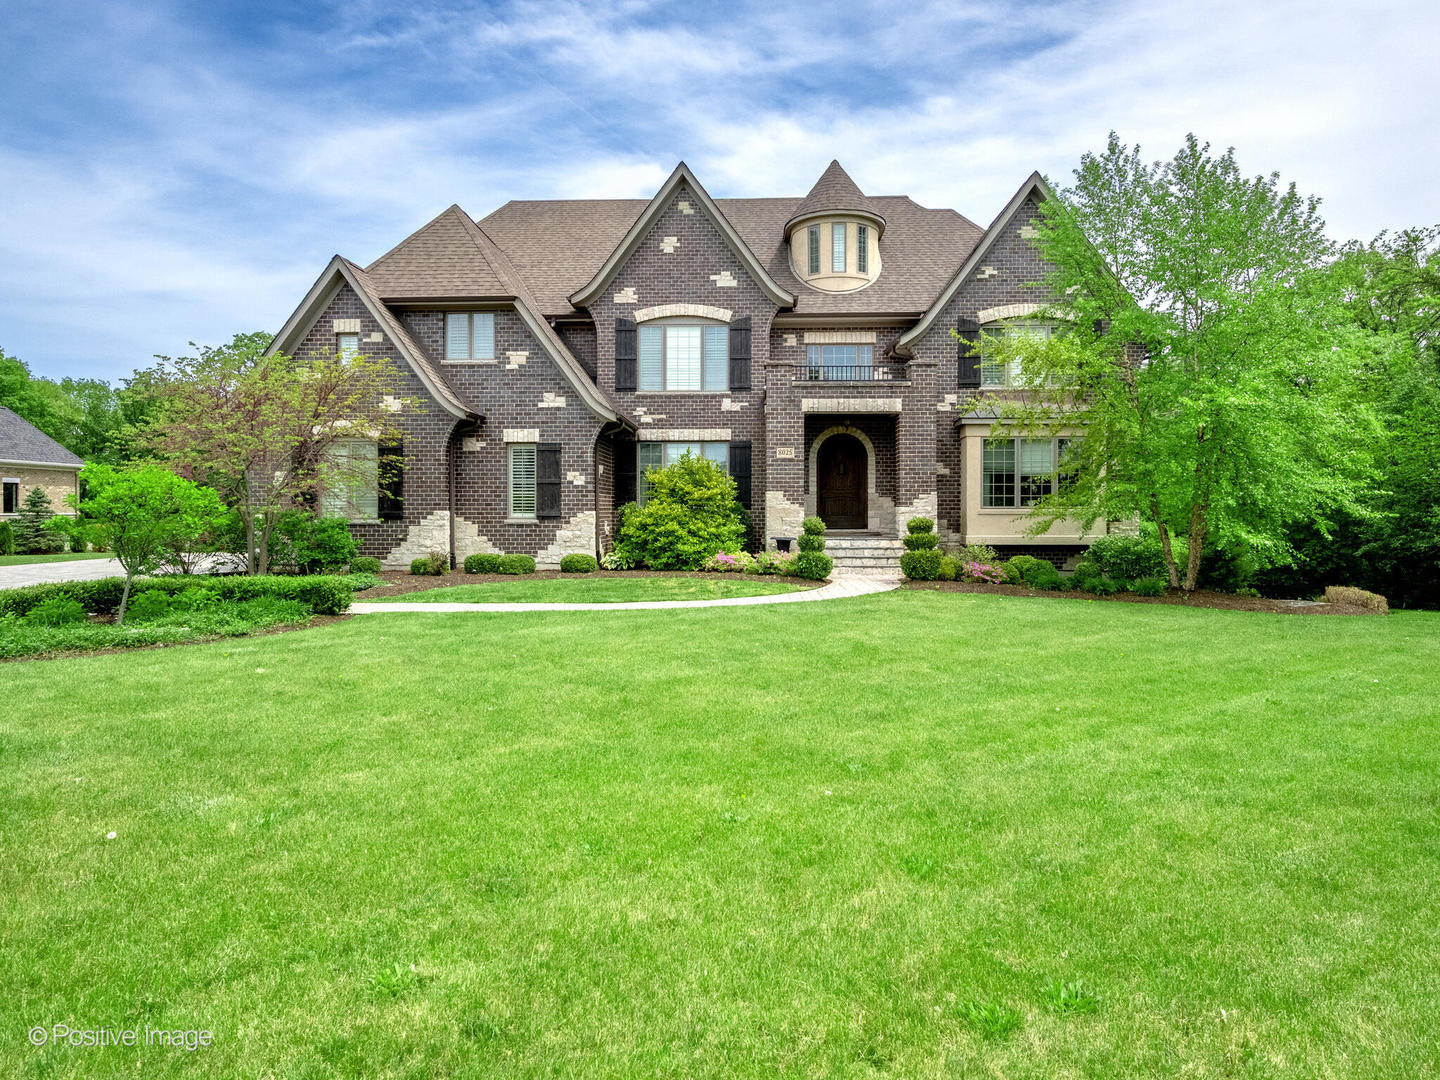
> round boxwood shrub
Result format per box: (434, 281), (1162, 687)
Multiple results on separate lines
(796, 533), (826, 553)
(1004, 555), (1062, 590)
(497, 554), (536, 575)
(794, 551), (832, 580)
(900, 548), (943, 580)
(903, 517), (939, 552)
(560, 553), (599, 573)
(410, 553), (447, 576)
(906, 516), (934, 534)
(801, 516), (826, 536)
(464, 552), (504, 574)
(350, 556), (381, 574)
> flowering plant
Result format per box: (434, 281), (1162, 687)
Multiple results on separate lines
(964, 561), (1008, 585)
(702, 550), (753, 573)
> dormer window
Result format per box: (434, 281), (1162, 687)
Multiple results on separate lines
(831, 224), (846, 272)
(785, 161), (886, 293)
(856, 225), (868, 273)
(807, 227), (820, 275)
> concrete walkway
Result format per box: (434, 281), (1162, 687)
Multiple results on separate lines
(351, 573), (901, 613)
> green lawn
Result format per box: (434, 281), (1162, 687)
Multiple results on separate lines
(0, 551), (113, 566)
(3, 593), (1438, 1078)
(371, 574), (813, 602)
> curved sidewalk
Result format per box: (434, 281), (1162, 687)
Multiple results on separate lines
(350, 574), (900, 613)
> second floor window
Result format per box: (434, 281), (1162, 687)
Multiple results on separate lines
(638, 324), (728, 391)
(336, 333), (359, 360)
(445, 312), (495, 361)
(856, 224), (868, 273)
(981, 322), (1058, 387)
(807, 227), (820, 275)
(831, 223), (846, 272)
(805, 344), (873, 379)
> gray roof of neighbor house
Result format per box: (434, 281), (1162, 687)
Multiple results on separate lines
(363, 161), (987, 317)
(0, 406), (84, 467)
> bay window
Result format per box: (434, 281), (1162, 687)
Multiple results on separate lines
(637, 323), (728, 391)
(982, 437), (1074, 508)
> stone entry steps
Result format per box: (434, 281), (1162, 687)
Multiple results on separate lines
(825, 534), (905, 574)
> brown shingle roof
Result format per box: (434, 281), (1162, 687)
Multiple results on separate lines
(784, 159), (886, 233)
(477, 194), (983, 316)
(365, 205), (510, 299)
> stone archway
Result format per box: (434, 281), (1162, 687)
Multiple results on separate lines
(806, 425), (893, 532)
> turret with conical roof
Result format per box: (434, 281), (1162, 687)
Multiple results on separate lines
(786, 161), (885, 292)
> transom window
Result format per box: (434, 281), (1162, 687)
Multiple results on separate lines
(336, 333), (359, 360)
(805, 344), (874, 380)
(807, 227), (820, 275)
(509, 444), (537, 518)
(638, 323), (728, 391)
(831, 223), (846, 272)
(445, 312), (495, 361)
(981, 322), (1059, 387)
(982, 437), (1073, 508)
(322, 438), (379, 521)
(637, 441), (729, 504)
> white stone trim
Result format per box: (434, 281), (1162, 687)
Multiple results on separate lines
(805, 425), (896, 534)
(803, 330), (877, 344)
(503, 428), (539, 443)
(637, 428), (732, 441)
(332, 318), (361, 333)
(976, 302), (1046, 324)
(633, 303), (732, 323)
(801, 397), (902, 414)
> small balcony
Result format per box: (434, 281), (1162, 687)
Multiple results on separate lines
(791, 360), (908, 383)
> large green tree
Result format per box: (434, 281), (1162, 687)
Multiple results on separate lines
(978, 134), (1375, 590)
(139, 333), (407, 574)
(0, 348), (131, 462)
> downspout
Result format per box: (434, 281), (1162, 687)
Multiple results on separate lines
(447, 422), (461, 569)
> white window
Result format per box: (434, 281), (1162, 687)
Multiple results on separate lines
(831, 223), (846, 272)
(445, 312), (495, 361)
(981, 322), (1058, 387)
(982, 437), (1074, 508)
(856, 224), (869, 274)
(637, 323), (728, 391)
(637, 441), (729, 504)
(322, 438), (379, 521)
(807, 227), (820, 274)
(805, 344), (874, 379)
(509, 444), (536, 518)
(336, 333), (359, 360)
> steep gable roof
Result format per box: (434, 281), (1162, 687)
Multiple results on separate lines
(896, 172), (1056, 352)
(567, 162), (795, 309)
(785, 160), (886, 234)
(0, 406), (83, 467)
(268, 255), (475, 420)
(365, 205), (510, 300)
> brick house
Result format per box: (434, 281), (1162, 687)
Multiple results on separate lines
(1, 406), (82, 520)
(268, 161), (1106, 569)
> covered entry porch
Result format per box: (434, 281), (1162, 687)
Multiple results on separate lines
(802, 414), (898, 535)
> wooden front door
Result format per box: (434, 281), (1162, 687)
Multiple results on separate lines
(817, 434), (867, 529)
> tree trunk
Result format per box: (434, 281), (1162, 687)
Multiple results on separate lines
(117, 573), (133, 626)
(1182, 504), (1207, 592)
(257, 510), (273, 576)
(244, 510), (257, 576)
(1150, 495), (1180, 588)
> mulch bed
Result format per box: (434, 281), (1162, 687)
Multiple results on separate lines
(901, 580), (1380, 615)
(366, 569), (821, 597)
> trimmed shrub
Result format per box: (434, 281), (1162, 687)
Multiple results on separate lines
(903, 532), (939, 552)
(906, 516), (935, 534)
(0, 520), (13, 555)
(903, 517), (939, 552)
(23, 597), (86, 625)
(272, 513), (358, 574)
(801, 516), (826, 536)
(411, 553), (447, 576)
(464, 552), (504, 574)
(794, 551), (833, 581)
(1323, 585), (1389, 613)
(796, 532), (826, 553)
(1131, 577), (1165, 597)
(0, 574), (356, 618)
(900, 548), (944, 580)
(350, 556), (381, 574)
(1086, 533), (1188, 584)
(1004, 555), (1062, 590)
(613, 456), (746, 570)
(560, 553), (599, 574)
(497, 554), (536, 575)
(938, 555), (959, 581)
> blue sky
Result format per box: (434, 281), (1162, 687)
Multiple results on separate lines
(3, 0), (1437, 382)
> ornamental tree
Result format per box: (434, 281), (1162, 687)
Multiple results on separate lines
(974, 134), (1375, 590)
(614, 453), (747, 569)
(138, 333), (407, 573)
(75, 464), (226, 623)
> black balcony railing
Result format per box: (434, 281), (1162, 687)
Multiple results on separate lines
(791, 361), (908, 382)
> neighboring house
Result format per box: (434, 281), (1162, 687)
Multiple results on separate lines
(269, 160), (1110, 569)
(0, 406), (83, 518)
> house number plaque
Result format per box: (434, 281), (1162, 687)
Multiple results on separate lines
(775, 447), (795, 459)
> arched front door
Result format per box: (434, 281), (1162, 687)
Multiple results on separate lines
(817, 433), (867, 530)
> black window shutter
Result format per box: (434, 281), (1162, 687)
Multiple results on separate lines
(536, 443), (563, 518)
(378, 439), (404, 520)
(729, 316), (751, 390)
(614, 318), (637, 391)
(729, 440), (752, 509)
(956, 317), (981, 388)
(614, 441), (636, 506)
